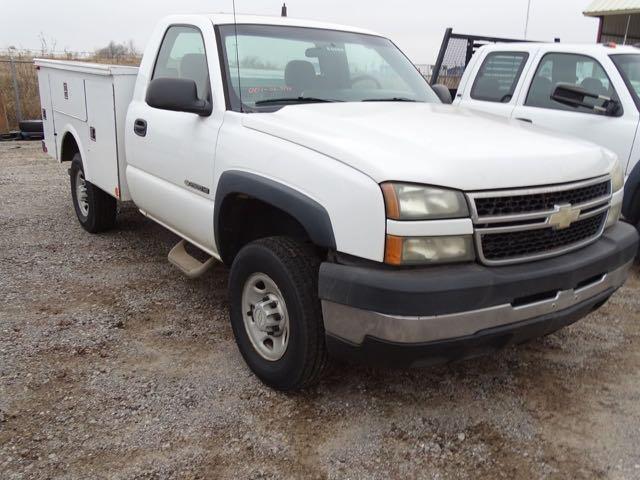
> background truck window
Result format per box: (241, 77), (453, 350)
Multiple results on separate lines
(525, 53), (618, 114)
(470, 52), (529, 103)
(611, 54), (640, 111)
(152, 26), (209, 101)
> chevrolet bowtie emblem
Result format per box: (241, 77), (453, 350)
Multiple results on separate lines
(549, 203), (581, 230)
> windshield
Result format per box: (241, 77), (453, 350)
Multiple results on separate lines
(218, 24), (440, 111)
(611, 54), (640, 110)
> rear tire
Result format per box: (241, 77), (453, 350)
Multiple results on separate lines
(229, 237), (328, 391)
(69, 153), (117, 233)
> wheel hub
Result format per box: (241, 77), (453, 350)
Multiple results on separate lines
(252, 294), (284, 335)
(242, 273), (290, 361)
(75, 169), (89, 218)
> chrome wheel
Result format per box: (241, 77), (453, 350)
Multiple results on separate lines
(75, 169), (89, 218)
(241, 273), (289, 361)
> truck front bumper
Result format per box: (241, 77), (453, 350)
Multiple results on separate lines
(319, 222), (639, 367)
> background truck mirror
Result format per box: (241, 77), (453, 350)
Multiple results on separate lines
(551, 83), (621, 116)
(146, 77), (212, 116)
(432, 84), (453, 104)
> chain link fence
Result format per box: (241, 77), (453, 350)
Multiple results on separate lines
(0, 59), (39, 131)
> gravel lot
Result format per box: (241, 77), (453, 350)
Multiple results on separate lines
(1, 141), (640, 479)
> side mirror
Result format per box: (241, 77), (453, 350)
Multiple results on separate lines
(146, 77), (212, 116)
(432, 84), (453, 104)
(551, 83), (621, 116)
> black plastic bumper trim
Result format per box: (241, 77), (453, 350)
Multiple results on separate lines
(319, 222), (638, 317)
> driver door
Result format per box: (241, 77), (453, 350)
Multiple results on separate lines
(126, 20), (225, 254)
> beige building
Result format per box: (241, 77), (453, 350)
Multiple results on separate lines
(584, 0), (640, 44)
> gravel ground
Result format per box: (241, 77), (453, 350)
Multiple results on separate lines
(1, 141), (640, 480)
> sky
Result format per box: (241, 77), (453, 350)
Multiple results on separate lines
(1, 0), (599, 64)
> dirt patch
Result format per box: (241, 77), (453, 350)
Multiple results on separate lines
(1, 141), (640, 479)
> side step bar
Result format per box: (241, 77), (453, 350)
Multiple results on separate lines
(168, 239), (216, 279)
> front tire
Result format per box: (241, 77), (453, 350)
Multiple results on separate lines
(229, 237), (328, 391)
(69, 153), (117, 233)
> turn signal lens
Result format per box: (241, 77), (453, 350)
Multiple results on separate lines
(385, 235), (475, 265)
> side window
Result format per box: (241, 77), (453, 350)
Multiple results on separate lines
(152, 26), (209, 100)
(525, 53), (619, 114)
(470, 52), (529, 103)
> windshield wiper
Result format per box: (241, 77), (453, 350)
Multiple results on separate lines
(255, 96), (342, 106)
(362, 97), (417, 102)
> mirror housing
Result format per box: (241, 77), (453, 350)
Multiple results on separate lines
(432, 84), (453, 104)
(146, 77), (212, 116)
(551, 83), (621, 116)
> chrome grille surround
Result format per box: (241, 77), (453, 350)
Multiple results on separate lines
(467, 176), (612, 266)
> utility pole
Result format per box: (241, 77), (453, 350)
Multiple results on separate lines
(524, 0), (532, 39)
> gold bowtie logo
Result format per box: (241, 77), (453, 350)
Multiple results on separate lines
(549, 204), (581, 230)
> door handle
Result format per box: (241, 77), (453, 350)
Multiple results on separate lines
(516, 117), (533, 124)
(134, 118), (147, 137)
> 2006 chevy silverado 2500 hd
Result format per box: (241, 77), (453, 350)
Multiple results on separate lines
(35, 14), (639, 391)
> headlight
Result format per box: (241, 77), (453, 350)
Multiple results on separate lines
(381, 183), (469, 220)
(385, 235), (475, 265)
(610, 160), (624, 192)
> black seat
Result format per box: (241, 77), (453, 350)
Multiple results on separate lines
(285, 60), (316, 95)
(580, 77), (607, 96)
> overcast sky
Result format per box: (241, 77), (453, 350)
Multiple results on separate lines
(2, 0), (599, 64)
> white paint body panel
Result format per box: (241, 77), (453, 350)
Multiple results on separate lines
(455, 43), (640, 177)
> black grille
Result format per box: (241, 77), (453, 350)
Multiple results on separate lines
(481, 213), (606, 261)
(475, 181), (610, 217)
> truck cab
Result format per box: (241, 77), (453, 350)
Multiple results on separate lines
(454, 43), (640, 231)
(36, 15), (639, 391)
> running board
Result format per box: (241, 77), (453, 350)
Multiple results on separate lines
(168, 239), (216, 279)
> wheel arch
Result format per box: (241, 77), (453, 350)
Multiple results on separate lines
(58, 126), (87, 167)
(214, 171), (336, 265)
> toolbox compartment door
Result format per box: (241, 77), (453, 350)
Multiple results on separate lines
(84, 78), (119, 198)
(49, 72), (87, 121)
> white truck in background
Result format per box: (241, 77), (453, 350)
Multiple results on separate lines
(454, 43), (640, 233)
(36, 14), (638, 391)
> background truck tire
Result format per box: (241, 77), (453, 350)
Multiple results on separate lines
(18, 120), (44, 134)
(69, 153), (117, 233)
(229, 237), (328, 391)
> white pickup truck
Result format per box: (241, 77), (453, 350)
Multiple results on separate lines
(454, 43), (640, 233)
(36, 14), (638, 391)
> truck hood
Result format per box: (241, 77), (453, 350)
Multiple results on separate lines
(242, 102), (615, 191)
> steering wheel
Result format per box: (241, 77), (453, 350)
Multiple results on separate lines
(350, 74), (382, 89)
